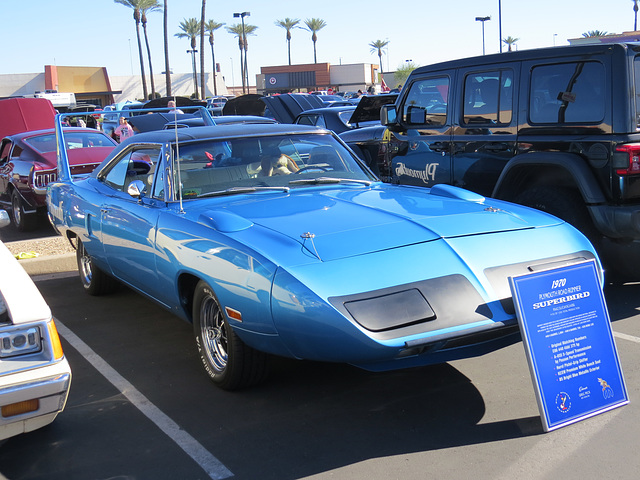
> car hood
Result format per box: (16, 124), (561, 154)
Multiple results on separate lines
(223, 94), (326, 123)
(196, 184), (561, 263)
(348, 94), (398, 124)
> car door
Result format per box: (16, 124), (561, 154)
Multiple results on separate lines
(451, 64), (519, 197)
(96, 145), (166, 301)
(0, 140), (13, 202)
(390, 73), (455, 187)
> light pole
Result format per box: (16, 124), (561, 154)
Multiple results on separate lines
(475, 16), (491, 55)
(187, 49), (198, 97)
(233, 11), (250, 94)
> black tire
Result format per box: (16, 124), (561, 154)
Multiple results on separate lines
(76, 239), (119, 296)
(11, 189), (37, 232)
(515, 186), (601, 249)
(192, 281), (268, 390)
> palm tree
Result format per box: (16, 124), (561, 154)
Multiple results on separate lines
(199, 0), (206, 100)
(634, 0), (639, 31)
(275, 18), (300, 65)
(369, 39), (389, 73)
(140, 0), (162, 99)
(205, 20), (225, 96)
(226, 23), (257, 94)
(582, 30), (609, 37)
(114, 0), (149, 100)
(176, 18), (201, 97)
(502, 36), (519, 52)
(304, 18), (327, 64)
(163, 0), (171, 96)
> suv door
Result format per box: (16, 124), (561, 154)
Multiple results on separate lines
(451, 64), (518, 196)
(390, 74), (454, 187)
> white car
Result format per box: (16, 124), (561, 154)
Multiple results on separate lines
(0, 210), (71, 440)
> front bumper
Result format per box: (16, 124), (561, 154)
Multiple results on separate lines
(0, 360), (71, 440)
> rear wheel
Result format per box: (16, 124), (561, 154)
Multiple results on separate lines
(192, 281), (268, 390)
(11, 189), (37, 232)
(76, 239), (119, 296)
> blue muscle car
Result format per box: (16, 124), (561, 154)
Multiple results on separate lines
(46, 113), (601, 390)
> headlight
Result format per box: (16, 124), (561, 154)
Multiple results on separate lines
(0, 326), (42, 358)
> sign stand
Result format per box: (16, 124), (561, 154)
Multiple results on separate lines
(509, 260), (628, 432)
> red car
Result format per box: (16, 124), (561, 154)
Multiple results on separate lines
(0, 128), (116, 230)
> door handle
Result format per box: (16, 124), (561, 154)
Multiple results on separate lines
(482, 143), (509, 152)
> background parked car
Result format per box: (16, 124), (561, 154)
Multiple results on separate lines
(0, 210), (71, 440)
(0, 128), (116, 230)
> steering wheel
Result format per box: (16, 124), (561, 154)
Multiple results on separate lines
(294, 165), (330, 174)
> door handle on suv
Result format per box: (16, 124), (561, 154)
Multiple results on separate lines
(430, 142), (450, 153)
(481, 143), (510, 153)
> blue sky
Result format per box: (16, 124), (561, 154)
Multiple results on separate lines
(1, 0), (637, 87)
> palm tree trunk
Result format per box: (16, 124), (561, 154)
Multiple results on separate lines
(200, 0), (206, 100)
(143, 21), (156, 98)
(164, 0), (171, 96)
(210, 41), (218, 96)
(135, 22), (149, 100)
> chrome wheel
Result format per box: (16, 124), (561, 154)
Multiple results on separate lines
(200, 293), (228, 373)
(77, 242), (93, 289)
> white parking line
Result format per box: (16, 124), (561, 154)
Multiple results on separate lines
(614, 331), (640, 344)
(55, 319), (234, 480)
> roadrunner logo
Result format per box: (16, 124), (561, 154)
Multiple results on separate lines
(598, 378), (615, 399)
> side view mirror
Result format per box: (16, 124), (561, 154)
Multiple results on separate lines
(127, 180), (147, 199)
(380, 104), (398, 126)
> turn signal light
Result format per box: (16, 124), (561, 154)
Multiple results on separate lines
(1, 399), (39, 418)
(47, 320), (65, 360)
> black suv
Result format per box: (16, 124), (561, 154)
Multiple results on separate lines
(370, 42), (640, 280)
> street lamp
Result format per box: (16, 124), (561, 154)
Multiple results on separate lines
(475, 16), (491, 55)
(187, 49), (198, 96)
(233, 11), (250, 94)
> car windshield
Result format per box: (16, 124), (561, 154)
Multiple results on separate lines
(172, 132), (376, 199)
(25, 131), (113, 153)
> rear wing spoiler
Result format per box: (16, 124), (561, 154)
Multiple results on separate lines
(55, 105), (216, 183)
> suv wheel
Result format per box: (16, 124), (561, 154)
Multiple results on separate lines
(515, 186), (601, 248)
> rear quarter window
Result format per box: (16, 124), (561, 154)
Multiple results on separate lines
(529, 61), (605, 124)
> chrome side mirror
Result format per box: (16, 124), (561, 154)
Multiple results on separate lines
(127, 180), (147, 199)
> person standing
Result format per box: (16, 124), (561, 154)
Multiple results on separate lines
(114, 116), (134, 142)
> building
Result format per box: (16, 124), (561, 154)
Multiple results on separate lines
(0, 65), (230, 108)
(258, 62), (382, 95)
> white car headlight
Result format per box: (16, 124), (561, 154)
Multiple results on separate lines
(0, 327), (42, 358)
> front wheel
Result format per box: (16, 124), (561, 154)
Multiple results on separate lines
(192, 281), (268, 390)
(76, 239), (119, 296)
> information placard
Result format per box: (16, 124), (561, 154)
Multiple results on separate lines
(509, 260), (628, 432)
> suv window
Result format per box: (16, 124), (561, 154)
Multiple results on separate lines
(463, 70), (513, 125)
(402, 76), (449, 126)
(529, 61), (605, 124)
(633, 56), (640, 128)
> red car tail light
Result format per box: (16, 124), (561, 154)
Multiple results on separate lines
(614, 144), (640, 175)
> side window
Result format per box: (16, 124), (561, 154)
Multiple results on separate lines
(402, 76), (449, 126)
(463, 70), (513, 125)
(101, 147), (160, 194)
(529, 61), (605, 124)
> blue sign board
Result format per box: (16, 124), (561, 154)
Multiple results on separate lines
(509, 260), (628, 432)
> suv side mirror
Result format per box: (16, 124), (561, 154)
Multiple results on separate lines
(380, 104), (397, 126)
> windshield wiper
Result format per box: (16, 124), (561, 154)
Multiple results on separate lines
(288, 177), (373, 186)
(196, 186), (290, 198)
